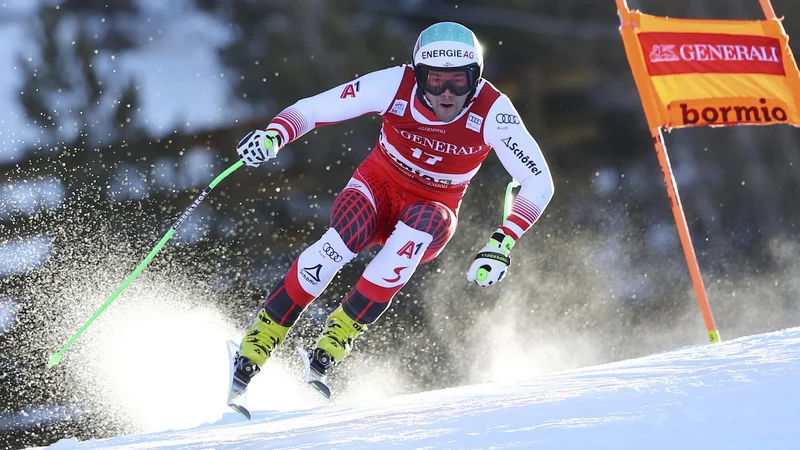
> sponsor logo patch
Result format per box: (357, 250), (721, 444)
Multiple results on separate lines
(320, 242), (343, 262)
(501, 137), (542, 176)
(398, 129), (485, 155)
(346, 179), (364, 190)
(301, 264), (322, 284)
(639, 32), (784, 76)
(340, 81), (361, 99)
(418, 125), (445, 134)
(466, 112), (483, 133)
(389, 99), (408, 116)
(495, 113), (520, 125)
(421, 49), (475, 60)
(382, 266), (408, 283)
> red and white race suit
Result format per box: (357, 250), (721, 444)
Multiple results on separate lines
(261, 65), (554, 326)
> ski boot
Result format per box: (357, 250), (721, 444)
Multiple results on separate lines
(239, 307), (292, 368)
(227, 308), (291, 418)
(298, 306), (366, 398)
(227, 342), (258, 419)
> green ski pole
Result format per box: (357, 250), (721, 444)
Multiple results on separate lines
(503, 179), (520, 220)
(47, 160), (244, 368)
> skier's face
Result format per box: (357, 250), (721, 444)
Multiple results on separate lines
(423, 70), (470, 122)
(425, 89), (468, 122)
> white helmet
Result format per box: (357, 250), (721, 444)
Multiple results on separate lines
(412, 22), (484, 96)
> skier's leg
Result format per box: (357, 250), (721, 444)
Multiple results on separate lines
(313, 200), (456, 367)
(238, 181), (378, 373)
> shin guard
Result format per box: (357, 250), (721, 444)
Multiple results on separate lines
(343, 221), (433, 325)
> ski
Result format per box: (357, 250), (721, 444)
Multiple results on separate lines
(226, 340), (252, 420)
(297, 347), (331, 399)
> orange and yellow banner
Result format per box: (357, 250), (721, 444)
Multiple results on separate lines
(620, 12), (800, 129)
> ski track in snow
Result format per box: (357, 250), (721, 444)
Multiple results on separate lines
(40, 328), (800, 449)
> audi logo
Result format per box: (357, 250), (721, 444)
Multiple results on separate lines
(322, 242), (343, 262)
(495, 113), (520, 124)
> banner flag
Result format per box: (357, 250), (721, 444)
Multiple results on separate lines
(621, 12), (800, 129)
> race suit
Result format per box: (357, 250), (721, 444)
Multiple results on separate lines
(261, 64), (554, 325)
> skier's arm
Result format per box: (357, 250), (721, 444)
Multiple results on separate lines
(265, 66), (406, 146)
(467, 94), (554, 287)
(483, 94), (554, 241)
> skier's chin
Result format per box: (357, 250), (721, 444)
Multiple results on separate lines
(434, 103), (459, 122)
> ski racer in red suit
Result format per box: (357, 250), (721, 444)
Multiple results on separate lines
(232, 22), (554, 396)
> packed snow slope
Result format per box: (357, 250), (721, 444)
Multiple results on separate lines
(42, 328), (800, 449)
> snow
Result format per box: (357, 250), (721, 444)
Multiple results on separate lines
(0, 407), (79, 435)
(36, 327), (800, 449)
(0, 177), (67, 220)
(0, 298), (19, 335)
(0, 235), (53, 277)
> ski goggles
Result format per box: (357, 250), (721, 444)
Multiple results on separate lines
(420, 68), (475, 97)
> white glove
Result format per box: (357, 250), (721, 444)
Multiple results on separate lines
(237, 129), (282, 167)
(467, 229), (514, 287)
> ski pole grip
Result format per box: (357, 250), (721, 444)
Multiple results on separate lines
(503, 179), (520, 220)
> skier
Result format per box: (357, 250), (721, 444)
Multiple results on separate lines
(232, 22), (554, 397)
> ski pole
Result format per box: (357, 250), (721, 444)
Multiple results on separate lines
(503, 179), (520, 220)
(47, 160), (245, 368)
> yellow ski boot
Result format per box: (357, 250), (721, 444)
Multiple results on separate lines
(228, 308), (292, 418)
(236, 308), (291, 381)
(299, 306), (366, 398)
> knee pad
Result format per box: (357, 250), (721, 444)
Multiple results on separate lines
(295, 228), (357, 297)
(362, 221), (433, 289)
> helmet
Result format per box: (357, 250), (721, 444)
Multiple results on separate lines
(412, 22), (484, 97)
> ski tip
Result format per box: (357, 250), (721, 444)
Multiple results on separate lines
(228, 403), (252, 420)
(309, 380), (331, 399)
(297, 347), (332, 399)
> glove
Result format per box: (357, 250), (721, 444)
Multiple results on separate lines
(237, 129), (283, 167)
(467, 229), (515, 287)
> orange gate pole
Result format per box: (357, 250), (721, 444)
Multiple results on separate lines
(616, 0), (721, 343)
(759, 0), (777, 19)
(650, 129), (720, 343)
